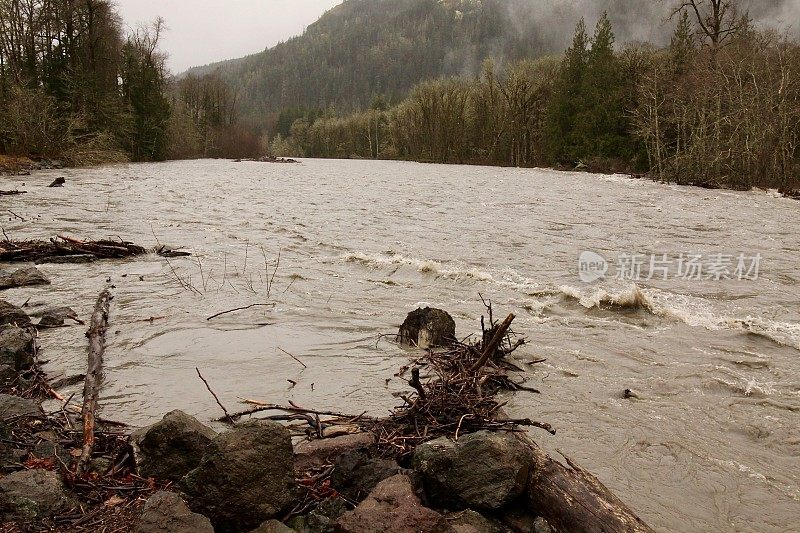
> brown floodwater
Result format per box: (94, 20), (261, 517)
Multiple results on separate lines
(1, 159), (798, 532)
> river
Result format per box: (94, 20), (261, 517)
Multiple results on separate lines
(1, 158), (798, 532)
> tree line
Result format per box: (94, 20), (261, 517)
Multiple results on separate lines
(275, 2), (800, 191)
(0, 0), (255, 165)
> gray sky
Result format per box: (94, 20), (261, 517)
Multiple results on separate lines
(115, 0), (344, 73)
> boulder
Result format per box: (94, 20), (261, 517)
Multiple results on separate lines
(250, 519), (297, 532)
(294, 432), (374, 472)
(132, 410), (216, 482)
(48, 177), (65, 187)
(330, 447), (402, 502)
(0, 394), (44, 421)
(398, 308), (456, 348)
(0, 364), (16, 385)
(285, 496), (346, 532)
(36, 306), (82, 328)
(446, 510), (505, 533)
(0, 267), (50, 290)
(0, 301), (31, 327)
(0, 325), (35, 370)
(0, 469), (78, 521)
(180, 420), (298, 532)
(134, 491), (214, 533)
(412, 431), (531, 511)
(336, 474), (453, 533)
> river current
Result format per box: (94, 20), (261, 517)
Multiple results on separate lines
(1, 158), (798, 532)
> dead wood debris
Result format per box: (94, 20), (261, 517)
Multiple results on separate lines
(219, 305), (552, 460)
(1, 293), (165, 533)
(0, 236), (147, 263)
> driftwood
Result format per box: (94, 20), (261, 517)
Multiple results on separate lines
(206, 307), (653, 531)
(76, 289), (112, 475)
(520, 433), (654, 533)
(0, 235), (147, 262)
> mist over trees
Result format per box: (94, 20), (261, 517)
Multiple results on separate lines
(277, 1), (800, 191)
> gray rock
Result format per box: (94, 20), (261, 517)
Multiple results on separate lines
(180, 420), (298, 532)
(336, 474), (454, 533)
(0, 446), (26, 471)
(134, 491), (213, 533)
(0, 267), (50, 290)
(446, 510), (505, 533)
(398, 307), (456, 348)
(413, 431), (531, 511)
(36, 306), (82, 328)
(250, 519), (297, 532)
(132, 410), (216, 482)
(533, 516), (553, 533)
(0, 422), (26, 471)
(0, 469), (78, 521)
(0, 325), (35, 370)
(0, 394), (44, 421)
(0, 301), (31, 327)
(330, 447), (402, 502)
(0, 364), (16, 385)
(285, 496), (346, 532)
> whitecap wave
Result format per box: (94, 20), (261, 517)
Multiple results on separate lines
(338, 251), (539, 293)
(557, 283), (800, 351)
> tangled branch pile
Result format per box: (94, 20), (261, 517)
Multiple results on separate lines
(0, 236), (147, 262)
(222, 311), (552, 462)
(369, 312), (553, 459)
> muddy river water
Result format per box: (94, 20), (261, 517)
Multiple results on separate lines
(1, 158), (798, 532)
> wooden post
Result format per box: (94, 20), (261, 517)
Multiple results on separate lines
(76, 289), (112, 475)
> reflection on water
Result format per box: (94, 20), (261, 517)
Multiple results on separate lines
(1, 159), (798, 532)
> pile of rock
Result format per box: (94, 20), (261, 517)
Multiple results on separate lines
(120, 409), (552, 533)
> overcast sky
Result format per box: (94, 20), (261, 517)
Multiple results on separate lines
(114, 0), (344, 73)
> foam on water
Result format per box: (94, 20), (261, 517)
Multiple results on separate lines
(338, 251), (540, 293)
(557, 283), (800, 351)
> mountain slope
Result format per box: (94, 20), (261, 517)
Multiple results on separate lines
(189, 0), (800, 128)
(190, 0), (551, 124)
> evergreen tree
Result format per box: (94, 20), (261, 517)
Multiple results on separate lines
(120, 22), (171, 161)
(670, 10), (695, 72)
(545, 18), (589, 163)
(581, 12), (628, 159)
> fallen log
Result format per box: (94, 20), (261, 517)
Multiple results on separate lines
(524, 441), (654, 533)
(76, 289), (112, 475)
(0, 236), (147, 262)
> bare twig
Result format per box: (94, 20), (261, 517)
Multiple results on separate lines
(196, 368), (234, 425)
(206, 302), (275, 321)
(278, 347), (308, 369)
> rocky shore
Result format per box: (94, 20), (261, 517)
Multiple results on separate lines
(0, 250), (653, 532)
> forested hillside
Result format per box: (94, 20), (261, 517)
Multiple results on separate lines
(271, 2), (800, 192)
(190, 0), (550, 126)
(192, 0), (799, 130)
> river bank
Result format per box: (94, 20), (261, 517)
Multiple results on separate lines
(0, 256), (652, 532)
